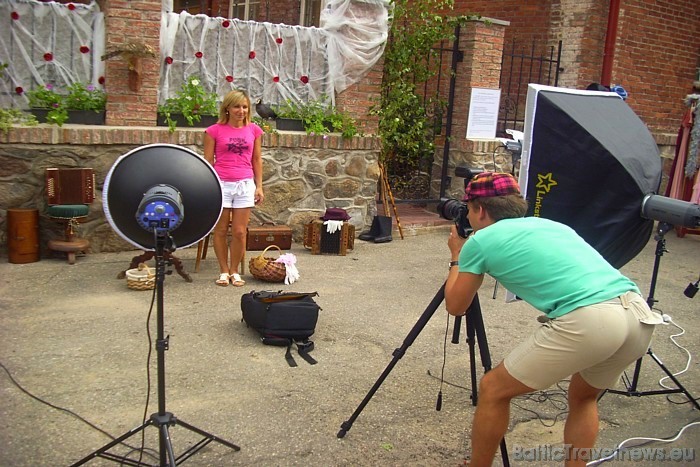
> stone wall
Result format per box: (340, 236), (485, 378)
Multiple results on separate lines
(0, 125), (380, 256)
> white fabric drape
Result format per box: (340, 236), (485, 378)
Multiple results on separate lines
(0, 0), (105, 109)
(0, 0), (391, 111)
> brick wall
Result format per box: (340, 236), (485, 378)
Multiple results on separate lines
(102, 0), (161, 126)
(614, 0), (700, 133)
(453, 0), (700, 135)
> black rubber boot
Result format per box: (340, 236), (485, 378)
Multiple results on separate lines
(359, 216), (380, 241)
(372, 215), (393, 243)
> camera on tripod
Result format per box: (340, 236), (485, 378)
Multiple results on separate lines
(437, 167), (483, 238)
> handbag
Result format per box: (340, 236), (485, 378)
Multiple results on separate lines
(240, 290), (321, 366)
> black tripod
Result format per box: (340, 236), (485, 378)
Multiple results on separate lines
(337, 283), (510, 466)
(71, 234), (240, 466)
(600, 222), (700, 410)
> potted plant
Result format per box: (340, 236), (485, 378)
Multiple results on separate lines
(157, 75), (219, 132)
(25, 82), (106, 126)
(274, 97), (358, 138)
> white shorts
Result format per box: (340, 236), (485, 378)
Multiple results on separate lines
(221, 179), (255, 208)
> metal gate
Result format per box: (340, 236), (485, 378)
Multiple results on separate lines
(383, 23), (464, 203)
(498, 40), (562, 136)
(383, 32), (562, 203)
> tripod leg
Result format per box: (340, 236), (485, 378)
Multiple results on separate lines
(464, 295), (510, 467)
(337, 284), (446, 438)
(69, 419), (155, 467)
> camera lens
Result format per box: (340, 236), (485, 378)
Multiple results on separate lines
(437, 198), (466, 221)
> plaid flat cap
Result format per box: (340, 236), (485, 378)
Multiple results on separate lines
(464, 172), (521, 201)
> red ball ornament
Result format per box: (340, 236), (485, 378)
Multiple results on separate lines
(67, 3), (76, 10)
(165, 56), (174, 64)
(80, 46), (90, 54)
(195, 51), (203, 59)
(276, 38), (283, 44)
(98, 76), (105, 85)
(11, 11), (20, 20)
(226, 75), (234, 83)
(249, 51), (256, 59)
(300, 75), (309, 84)
(43, 52), (53, 62)
(15, 87), (23, 95)
(273, 76), (280, 83)
(222, 20), (230, 28)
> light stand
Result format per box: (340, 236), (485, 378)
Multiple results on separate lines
(599, 222), (700, 410)
(71, 233), (240, 466)
(337, 284), (510, 466)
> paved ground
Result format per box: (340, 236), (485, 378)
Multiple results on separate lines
(1, 226), (699, 466)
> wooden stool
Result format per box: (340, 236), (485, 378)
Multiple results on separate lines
(46, 205), (90, 265)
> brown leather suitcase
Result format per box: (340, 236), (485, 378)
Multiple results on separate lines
(246, 222), (292, 250)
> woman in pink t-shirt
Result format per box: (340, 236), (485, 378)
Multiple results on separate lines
(204, 90), (264, 287)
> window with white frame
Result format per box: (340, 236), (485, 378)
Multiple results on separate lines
(300, 0), (323, 27)
(229, 0), (261, 20)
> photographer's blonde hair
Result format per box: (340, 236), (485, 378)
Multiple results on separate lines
(218, 90), (252, 125)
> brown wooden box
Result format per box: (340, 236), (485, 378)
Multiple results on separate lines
(246, 222), (292, 250)
(303, 220), (355, 255)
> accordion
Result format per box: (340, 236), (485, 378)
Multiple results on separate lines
(46, 168), (95, 205)
(303, 220), (355, 255)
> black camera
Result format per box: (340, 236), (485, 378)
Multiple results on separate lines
(437, 198), (471, 238)
(436, 166), (483, 238)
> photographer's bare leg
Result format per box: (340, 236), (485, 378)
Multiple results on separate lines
(564, 373), (603, 466)
(469, 363), (533, 467)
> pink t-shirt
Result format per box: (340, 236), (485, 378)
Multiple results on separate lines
(205, 122), (263, 181)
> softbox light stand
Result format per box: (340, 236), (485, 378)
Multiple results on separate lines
(71, 234), (240, 466)
(599, 222), (700, 410)
(337, 284), (510, 466)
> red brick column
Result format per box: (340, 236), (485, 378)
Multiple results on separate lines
(102, 0), (161, 126)
(453, 18), (508, 152)
(335, 55), (383, 136)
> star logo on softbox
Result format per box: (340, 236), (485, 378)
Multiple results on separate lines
(536, 173), (558, 193)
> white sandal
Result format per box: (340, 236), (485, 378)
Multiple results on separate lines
(215, 273), (230, 286)
(230, 273), (245, 287)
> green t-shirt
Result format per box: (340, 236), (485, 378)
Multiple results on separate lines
(458, 217), (641, 318)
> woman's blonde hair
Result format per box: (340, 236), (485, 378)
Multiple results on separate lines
(218, 90), (252, 124)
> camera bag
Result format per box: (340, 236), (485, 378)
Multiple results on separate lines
(240, 290), (320, 366)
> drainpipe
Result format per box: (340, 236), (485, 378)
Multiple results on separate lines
(601, 0), (621, 87)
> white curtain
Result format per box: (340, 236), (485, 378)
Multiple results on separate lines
(0, 0), (391, 110)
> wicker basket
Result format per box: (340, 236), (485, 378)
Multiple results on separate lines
(249, 245), (286, 283)
(125, 263), (156, 290)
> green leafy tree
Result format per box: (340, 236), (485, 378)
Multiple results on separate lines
(372, 1), (476, 192)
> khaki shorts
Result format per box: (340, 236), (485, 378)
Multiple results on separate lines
(504, 291), (663, 390)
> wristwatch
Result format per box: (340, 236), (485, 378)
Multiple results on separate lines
(449, 260), (459, 269)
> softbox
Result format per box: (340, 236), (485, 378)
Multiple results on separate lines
(518, 84), (662, 268)
(103, 144), (223, 250)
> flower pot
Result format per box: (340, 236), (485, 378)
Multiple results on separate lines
(157, 113), (218, 128)
(31, 109), (105, 125)
(275, 118), (305, 131)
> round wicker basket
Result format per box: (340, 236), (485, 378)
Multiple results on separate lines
(125, 263), (156, 290)
(249, 245), (286, 283)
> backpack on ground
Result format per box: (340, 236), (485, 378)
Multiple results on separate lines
(240, 290), (321, 366)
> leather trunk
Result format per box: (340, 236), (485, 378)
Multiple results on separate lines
(247, 222), (292, 250)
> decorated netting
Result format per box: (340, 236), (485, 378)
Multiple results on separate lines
(0, 0), (391, 110)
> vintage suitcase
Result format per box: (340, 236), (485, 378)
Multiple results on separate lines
(246, 222), (292, 250)
(303, 219), (355, 255)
